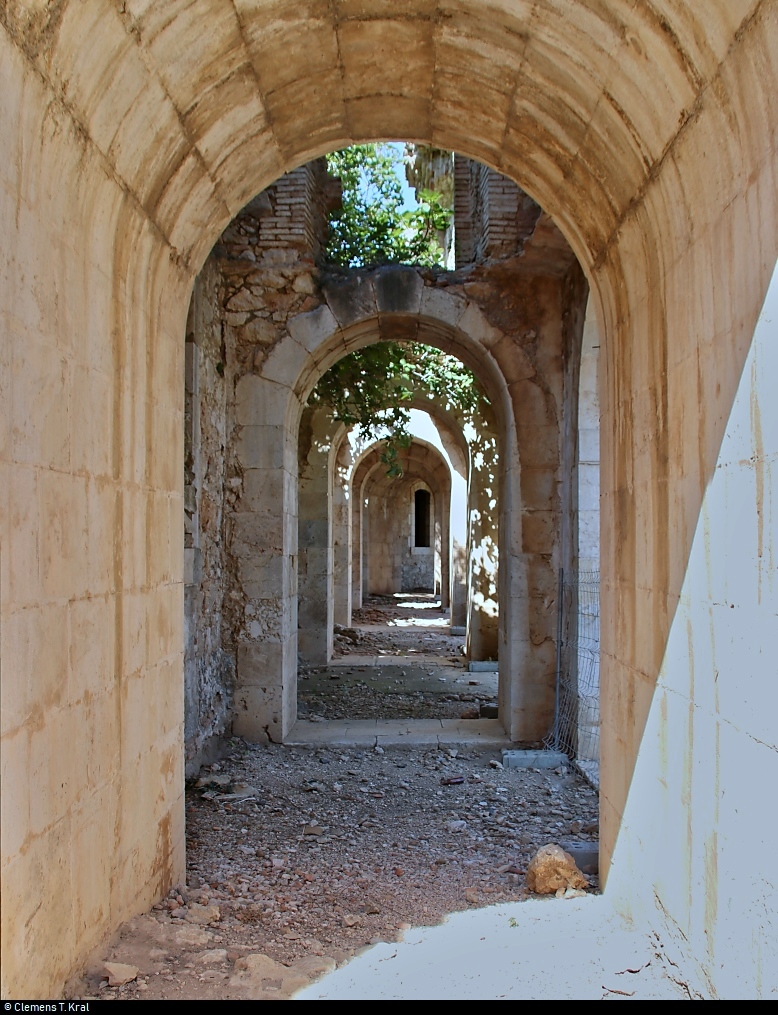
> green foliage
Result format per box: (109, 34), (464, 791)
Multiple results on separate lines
(311, 342), (485, 476)
(317, 146), (474, 474)
(325, 145), (451, 267)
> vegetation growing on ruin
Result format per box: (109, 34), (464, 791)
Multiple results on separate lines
(311, 343), (484, 476)
(318, 145), (474, 474)
(325, 144), (451, 268)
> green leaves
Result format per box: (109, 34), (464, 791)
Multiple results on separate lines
(310, 343), (485, 474)
(325, 144), (451, 268)
(317, 146), (473, 472)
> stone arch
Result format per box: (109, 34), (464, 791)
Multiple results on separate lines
(344, 394), (470, 617)
(296, 408), (457, 669)
(232, 273), (539, 749)
(3, 4), (777, 998)
(353, 437), (452, 606)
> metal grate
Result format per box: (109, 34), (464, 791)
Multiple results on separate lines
(546, 568), (600, 788)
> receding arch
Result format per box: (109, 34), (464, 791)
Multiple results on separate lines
(3, 3), (777, 998)
(358, 438), (451, 601)
(231, 276), (529, 747)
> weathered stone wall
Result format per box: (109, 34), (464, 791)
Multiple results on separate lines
(217, 183), (329, 693)
(454, 156), (542, 267)
(442, 233), (584, 678)
(180, 164), (338, 748)
(401, 503), (436, 592)
(362, 445), (450, 599)
(183, 257), (233, 776)
(216, 159), (336, 266)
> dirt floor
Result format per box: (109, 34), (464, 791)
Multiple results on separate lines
(334, 593), (470, 660)
(298, 663), (498, 721)
(71, 596), (601, 1001)
(73, 742), (599, 1000)
(300, 594), (497, 721)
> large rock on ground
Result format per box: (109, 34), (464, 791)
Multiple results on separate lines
(103, 962), (139, 986)
(525, 843), (588, 894)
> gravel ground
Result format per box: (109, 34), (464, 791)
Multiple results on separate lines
(333, 594), (469, 661)
(298, 664), (497, 720)
(76, 738), (599, 1001)
(72, 596), (593, 1000)
(303, 595), (494, 720)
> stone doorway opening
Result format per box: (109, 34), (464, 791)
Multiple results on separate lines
(295, 353), (502, 731)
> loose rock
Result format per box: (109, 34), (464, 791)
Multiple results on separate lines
(104, 963), (139, 987)
(525, 844), (588, 895)
(185, 904), (220, 925)
(83, 734), (598, 1000)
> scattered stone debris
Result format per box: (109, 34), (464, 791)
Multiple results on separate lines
(72, 739), (599, 1001)
(334, 595), (469, 663)
(302, 596), (497, 721)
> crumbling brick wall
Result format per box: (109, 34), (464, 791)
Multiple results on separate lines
(216, 158), (338, 265)
(454, 155), (542, 266)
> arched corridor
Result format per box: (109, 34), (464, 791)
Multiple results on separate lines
(1, 2), (776, 1000)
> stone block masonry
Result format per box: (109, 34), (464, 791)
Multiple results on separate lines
(3, 5), (774, 997)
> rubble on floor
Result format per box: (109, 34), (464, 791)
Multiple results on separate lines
(298, 663), (497, 721)
(303, 594), (499, 721)
(333, 595), (467, 660)
(74, 739), (599, 1001)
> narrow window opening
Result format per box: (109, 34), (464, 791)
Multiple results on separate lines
(414, 489), (431, 547)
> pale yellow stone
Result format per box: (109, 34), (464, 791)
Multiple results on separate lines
(1, 1), (776, 1002)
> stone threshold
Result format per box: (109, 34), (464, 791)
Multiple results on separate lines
(328, 654), (463, 667)
(284, 718), (510, 749)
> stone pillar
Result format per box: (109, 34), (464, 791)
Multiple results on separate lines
(350, 454), (380, 610)
(450, 541), (468, 628)
(332, 432), (353, 627)
(466, 411), (500, 662)
(351, 474), (365, 611)
(297, 406), (334, 666)
(360, 492), (369, 603)
(231, 374), (299, 743)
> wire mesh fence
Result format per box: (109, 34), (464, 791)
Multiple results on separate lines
(545, 568), (600, 788)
